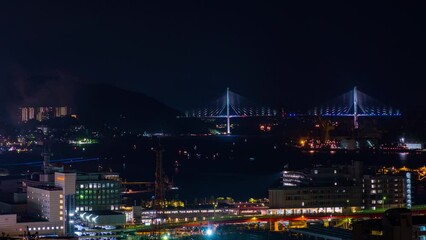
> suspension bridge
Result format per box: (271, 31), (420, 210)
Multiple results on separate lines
(307, 86), (401, 129)
(181, 88), (278, 134)
(182, 87), (401, 133)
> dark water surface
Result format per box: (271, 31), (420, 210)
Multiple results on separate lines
(1, 135), (425, 202)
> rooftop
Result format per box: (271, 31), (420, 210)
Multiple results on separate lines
(30, 185), (62, 191)
(289, 225), (352, 240)
(79, 210), (124, 216)
(0, 174), (26, 180)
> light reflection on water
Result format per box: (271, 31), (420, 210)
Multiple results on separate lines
(1, 135), (425, 203)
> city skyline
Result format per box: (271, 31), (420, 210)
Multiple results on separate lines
(0, 2), (425, 238)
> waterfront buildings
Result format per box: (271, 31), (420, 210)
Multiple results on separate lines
(269, 162), (411, 214)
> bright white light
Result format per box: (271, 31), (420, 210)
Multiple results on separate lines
(206, 228), (213, 236)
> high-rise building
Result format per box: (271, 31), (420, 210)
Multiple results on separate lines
(36, 107), (52, 121)
(75, 173), (122, 212)
(54, 172), (77, 236)
(55, 107), (68, 118)
(20, 107), (36, 122)
(21, 107), (28, 122)
(19, 106), (71, 122)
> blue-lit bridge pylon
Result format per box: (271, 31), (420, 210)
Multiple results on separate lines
(308, 86), (401, 129)
(182, 88), (277, 134)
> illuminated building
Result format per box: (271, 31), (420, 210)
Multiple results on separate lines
(20, 107), (35, 122)
(269, 163), (363, 213)
(0, 171), (124, 237)
(54, 172), (77, 235)
(75, 173), (122, 212)
(269, 186), (362, 214)
(269, 162), (411, 215)
(0, 214), (63, 236)
(27, 185), (63, 222)
(55, 106), (68, 117)
(281, 171), (311, 187)
(362, 173), (411, 210)
(19, 106), (70, 122)
(0, 173), (75, 236)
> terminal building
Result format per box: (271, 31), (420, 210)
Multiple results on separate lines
(268, 162), (411, 215)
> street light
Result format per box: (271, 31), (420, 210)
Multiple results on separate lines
(382, 196), (386, 210)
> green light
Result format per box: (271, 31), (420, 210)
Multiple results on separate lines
(80, 195), (84, 199)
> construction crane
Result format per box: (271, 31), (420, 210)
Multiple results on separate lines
(152, 146), (165, 209)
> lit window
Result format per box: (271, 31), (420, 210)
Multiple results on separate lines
(60, 217), (63, 221)
(60, 200), (63, 204)
(334, 170), (337, 174)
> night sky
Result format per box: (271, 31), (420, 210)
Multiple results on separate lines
(0, 1), (425, 111)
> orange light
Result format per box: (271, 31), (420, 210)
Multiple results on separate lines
(56, 176), (64, 181)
